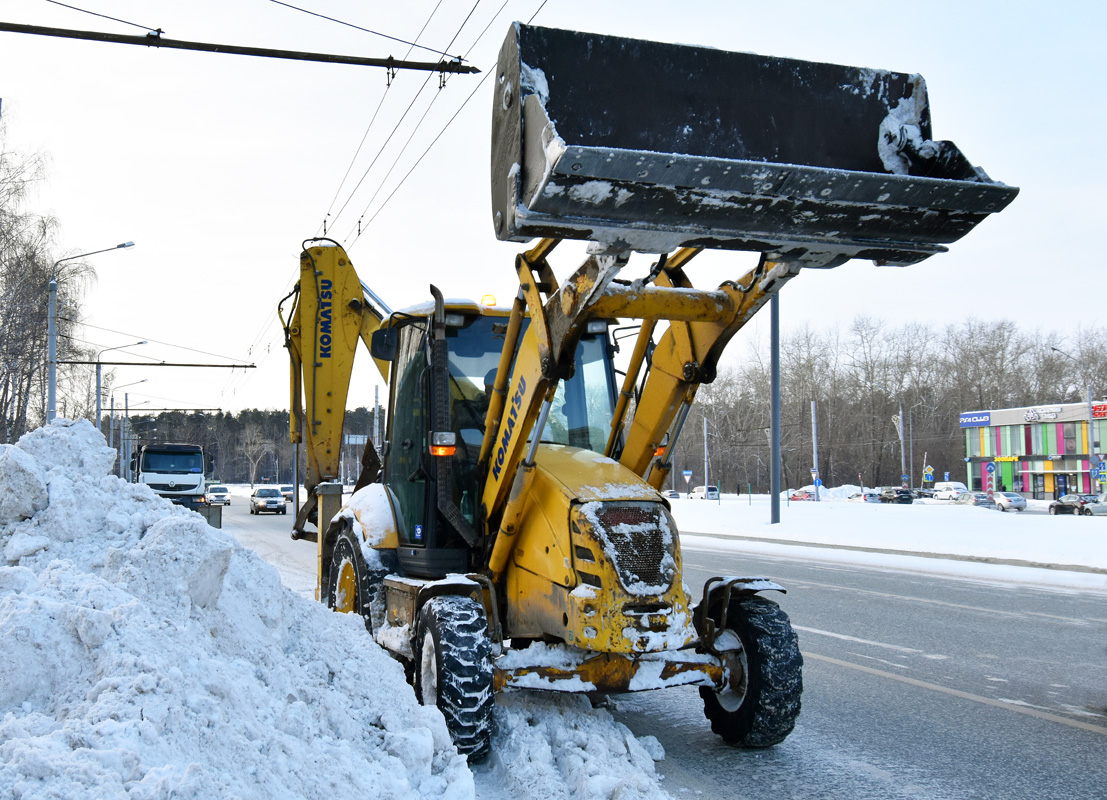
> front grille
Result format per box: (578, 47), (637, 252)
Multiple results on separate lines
(148, 483), (198, 492)
(578, 502), (676, 595)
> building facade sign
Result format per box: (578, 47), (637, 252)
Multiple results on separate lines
(959, 412), (991, 428)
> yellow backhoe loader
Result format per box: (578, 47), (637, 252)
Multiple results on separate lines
(279, 24), (1016, 759)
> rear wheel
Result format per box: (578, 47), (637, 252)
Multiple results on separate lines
(1083, 508), (1093, 516)
(415, 595), (494, 760)
(698, 594), (802, 747)
(1049, 506), (1057, 515)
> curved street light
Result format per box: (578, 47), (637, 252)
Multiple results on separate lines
(47, 241), (135, 422)
(96, 340), (147, 434)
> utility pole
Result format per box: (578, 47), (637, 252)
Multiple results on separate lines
(770, 294), (781, 524)
(703, 416), (709, 494)
(811, 399), (820, 501)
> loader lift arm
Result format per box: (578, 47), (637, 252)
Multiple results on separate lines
(476, 238), (799, 581)
(279, 238), (391, 538)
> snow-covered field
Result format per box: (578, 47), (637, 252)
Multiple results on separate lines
(2, 421), (1104, 798)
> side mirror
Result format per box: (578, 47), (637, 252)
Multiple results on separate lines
(371, 328), (399, 361)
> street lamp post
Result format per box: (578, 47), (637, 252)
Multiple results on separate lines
(96, 340), (146, 435)
(47, 241), (134, 422)
(1052, 346), (1098, 491)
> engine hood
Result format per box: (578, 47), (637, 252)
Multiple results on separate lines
(532, 444), (660, 503)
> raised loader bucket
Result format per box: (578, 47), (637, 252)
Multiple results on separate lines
(491, 24), (1017, 267)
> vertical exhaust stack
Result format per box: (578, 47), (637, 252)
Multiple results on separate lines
(491, 23), (1017, 268)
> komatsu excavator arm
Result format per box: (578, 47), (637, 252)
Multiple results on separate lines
(279, 238), (391, 537)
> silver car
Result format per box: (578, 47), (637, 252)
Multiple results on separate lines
(954, 491), (996, 509)
(206, 484), (231, 505)
(993, 492), (1027, 512)
(1078, 493), (1107, 516)
(250, 487), (287, 515)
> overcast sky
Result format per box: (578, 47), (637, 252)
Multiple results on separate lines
(2, 0), (1101, 416)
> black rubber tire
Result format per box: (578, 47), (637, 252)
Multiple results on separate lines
(325, 526), (383, 632)
(1083, 508), (1093, 516)
(415, 595), (494, 761)
(698, 594), (803, 748)
(1049, 506), (1057, 515)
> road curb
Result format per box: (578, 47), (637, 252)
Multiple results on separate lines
(681, 531), (1107, 575)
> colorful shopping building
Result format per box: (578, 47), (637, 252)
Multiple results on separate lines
(960, 401), (1106, 499)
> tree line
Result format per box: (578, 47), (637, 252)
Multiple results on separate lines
(670, 317), (1106, 494)
(116, 407), (380, 486)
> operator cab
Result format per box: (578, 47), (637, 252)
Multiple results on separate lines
(376, 303), (617, 578)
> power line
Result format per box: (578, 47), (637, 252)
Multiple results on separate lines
(327, 0), (485, 238)
(316, 0), (451, 236)
(267, 0), (467, 62)
(344, 0), (542, 246)
(68, 318), (248, 363)
(43, 0), (158, 34)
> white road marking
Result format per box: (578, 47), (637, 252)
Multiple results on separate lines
(794, 625), (946, 658)
(808, 652), (1107, 736)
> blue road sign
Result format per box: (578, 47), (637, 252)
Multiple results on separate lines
(986, 463), (996, 474)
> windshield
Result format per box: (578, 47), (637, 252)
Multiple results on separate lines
(141, 450), (203, 474)
(209, 486), (228, 493)
(444, 316), (616, 453)
(256, 488), (280, 497)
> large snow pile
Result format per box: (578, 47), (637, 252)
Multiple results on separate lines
(1, 421), (673, 800)
(0, 420), (471, 799)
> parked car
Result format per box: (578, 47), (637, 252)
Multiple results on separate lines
(993, 492), (1027, 512)
(847, 491), (880, 503)
(206, 484), (231, 505)
(279, 485), (295, 502)
(934, 481), (969, 500)
(879, 488), (914, 504)
(790, 490), (814, 501)
(1080, 493), (1107, 516)
(913, 488), (935, 499)
(690, 485), (720, 500)
(1048, 494), (1097, 515)
(954, 491), (996, 509)
(664, 489), (680, 499)
(250, 487), (287, 515)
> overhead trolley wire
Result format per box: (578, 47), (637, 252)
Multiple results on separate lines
(323, 0), (479, 239)
(267, 0), (467, 62)
(42, 0), (159, 34)
(344, 0), (534, 248)
(316, 0), (451, 237)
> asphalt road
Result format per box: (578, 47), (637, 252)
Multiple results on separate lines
(612, 549), (1107, 800)
(223, 499), (1107, 799)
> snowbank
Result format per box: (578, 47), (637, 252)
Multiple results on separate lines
(2, 421), (673, 800)
(0, 420), (471, 799)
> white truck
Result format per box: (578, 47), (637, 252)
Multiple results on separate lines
(132, 443), (210, 511)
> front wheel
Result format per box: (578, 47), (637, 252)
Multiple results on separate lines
(1083, 508), (1093, 516)
(326, 525), (385, 632)
(698, 594), (802, 748)
(415, 596), (494, 760)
